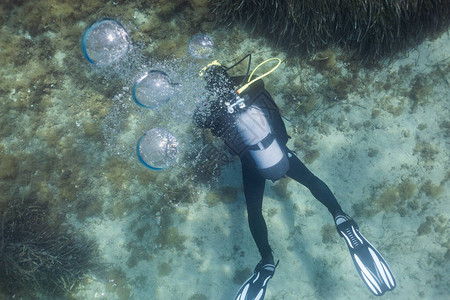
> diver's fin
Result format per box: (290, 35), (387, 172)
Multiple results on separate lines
(234, 260), (279, 300)
(335, 213), (396, 296)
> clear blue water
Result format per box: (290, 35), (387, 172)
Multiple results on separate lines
(0, 1), (449, 299)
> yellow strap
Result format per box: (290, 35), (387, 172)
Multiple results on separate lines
(237, 58), (281, 94)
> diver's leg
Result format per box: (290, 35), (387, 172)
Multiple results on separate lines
(234, 156), (277, 300)
(241, 155), (273, 261)
(285, 152), (396, 294)
(286, 151), (342, 215)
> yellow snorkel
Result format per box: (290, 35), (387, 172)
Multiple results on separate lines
(199, 55), (282, 113)
(228, 57), (281, 113)
(237, 58), (281, 94)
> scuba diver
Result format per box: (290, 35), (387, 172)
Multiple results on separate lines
(193, 55), (396, 299)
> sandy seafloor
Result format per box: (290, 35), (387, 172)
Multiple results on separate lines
(0, 1), (449, 300)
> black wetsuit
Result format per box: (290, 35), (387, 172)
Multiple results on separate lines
(194, 70), (342, 261)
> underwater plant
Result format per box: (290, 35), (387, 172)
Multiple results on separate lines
(210, 0), (450, 61)
(0, 200), (99, 297)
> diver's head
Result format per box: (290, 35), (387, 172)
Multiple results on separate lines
(202, 65), (235, 99)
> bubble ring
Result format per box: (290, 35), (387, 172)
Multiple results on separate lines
(81, 18), (130, 65)
(188, 33), (214, 59)
(136, 128), (178, 170)
(132, 70), (173, 109)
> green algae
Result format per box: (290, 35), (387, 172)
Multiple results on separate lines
(440, 120), (450, 137)
(376, 186), (401, 210)
(327, 75), (355, 101)
(189, 294), (208, 300)
(420, 180), (445, 198)
(309, 49), (338, 72)
(368, 148), (379, 157)
(127, 246), (153, 268)
(163, 183), (196, 205)
(353, 178), (419, 217)
(417, 215), (449, 237)
(0, 154), (19, 180)
(321, 224), (338, 244)
(205, 186), (239, 206)
(413, 141), (439, 163)
(379, 95), (406, 117)
(270, 177), (292, 199)
(267, 208), (278, 218)
(303, 148), (320, 164)
(398, 179), (418, 200)
(417, 216), (434, 235)
(105, 196), (136, 220)
(409, 74), (432, 111)
(293, 134), (321, 165)
(155, 226), (187, 251)
(104, 268), (131, 300)
(75, 195), (104, 221)
(371, 108), (381, 118)
(135, 223), (152, 240)
(157, 262), (172, 276)
(0, 199), (99, 298)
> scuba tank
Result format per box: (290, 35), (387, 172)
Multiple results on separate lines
(235, 105), (289, 181)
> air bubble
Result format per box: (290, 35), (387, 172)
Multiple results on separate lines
(188, 33), (214, 59)
(137, 128), (178, 170)
(81, 18), (130, 65)
(132, 70), (174, 108)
